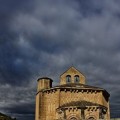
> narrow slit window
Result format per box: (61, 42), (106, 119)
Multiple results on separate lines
(66, 75), (71, 83)
(74, 75), (80, 83)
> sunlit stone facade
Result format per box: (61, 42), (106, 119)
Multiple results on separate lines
(35, 67), (110, 120)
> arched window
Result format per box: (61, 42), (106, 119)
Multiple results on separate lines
(66, 75), (71, 83)
(74, 75), (79, 83)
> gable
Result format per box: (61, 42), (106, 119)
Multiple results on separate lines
(60, 66), (86, 85)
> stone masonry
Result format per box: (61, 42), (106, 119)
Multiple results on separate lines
(35, 67), (110, 120)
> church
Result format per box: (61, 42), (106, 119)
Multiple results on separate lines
(35, 67), (110, 120)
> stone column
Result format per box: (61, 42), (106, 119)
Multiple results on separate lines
(81, 108), (85, 120)
(99, 108), (103, 119)
(63, 109), (66, 120)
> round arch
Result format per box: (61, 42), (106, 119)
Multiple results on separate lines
(87, 116), (96, 120)
(67, 114), (79, 120)
(69, 117), (77, 120)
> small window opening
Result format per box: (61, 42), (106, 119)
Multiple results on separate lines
(74, 75), (80, 83)
(66, 75), (71, 83)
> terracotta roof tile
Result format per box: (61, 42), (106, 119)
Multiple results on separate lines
(60, 100), (106, 108)
(55, 83), (103, 90)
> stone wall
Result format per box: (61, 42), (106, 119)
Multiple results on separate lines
(60, 90), (104, 106)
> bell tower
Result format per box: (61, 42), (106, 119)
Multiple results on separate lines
(37, 77), (53, 92)
(60, 66), (85, 85)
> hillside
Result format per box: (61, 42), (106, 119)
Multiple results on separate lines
(0, 112), (16, 120)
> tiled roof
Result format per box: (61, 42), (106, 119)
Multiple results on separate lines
(60, 100), (106, 108)
(55, 83), (103, 90)
(37, 77), (53, 81)
(60, 66), (85, 77)
(56, 83), (110, 97)
(39, 83), (110, 98)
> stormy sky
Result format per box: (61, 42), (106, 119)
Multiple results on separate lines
(0, 0), (120, 119)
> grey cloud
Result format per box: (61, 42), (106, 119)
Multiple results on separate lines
(0, 83), (36, 119)
(0, 0), (120, 119)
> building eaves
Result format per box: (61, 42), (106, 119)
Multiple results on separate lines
(59, 100), (107, 109)
(37, 83), (110, 98)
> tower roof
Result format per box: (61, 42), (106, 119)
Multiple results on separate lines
(60, 66), (85, 77)
(37, 77), (53, 82)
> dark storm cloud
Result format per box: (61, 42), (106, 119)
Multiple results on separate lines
(0, 39), (37, 85)
(0, 0), (120, 119)
(0, 0), (34, 32)
(0, 83), (36, 120)
(0, 0), (39, 85)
